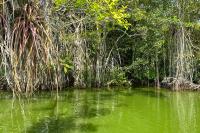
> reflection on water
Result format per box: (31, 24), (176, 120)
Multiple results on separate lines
(171, 92), (198, 133)
(0, 88), (200, 133)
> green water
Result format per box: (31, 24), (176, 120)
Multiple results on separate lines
(0, 88), (200, 133)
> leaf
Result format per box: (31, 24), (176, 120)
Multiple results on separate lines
(64, 67), (68, 74)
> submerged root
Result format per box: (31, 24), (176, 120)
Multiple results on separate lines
(161, 77), (200, 91)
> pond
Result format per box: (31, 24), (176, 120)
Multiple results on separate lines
(0, 88), (200, 133)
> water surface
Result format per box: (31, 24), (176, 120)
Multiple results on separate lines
(0, 88), (200, 133)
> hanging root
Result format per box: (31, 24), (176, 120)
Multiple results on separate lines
(165, 23), (195, 91)
(0, 2), (59, 96)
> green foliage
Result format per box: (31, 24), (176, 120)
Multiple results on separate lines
(126, 58), (156, 81)
(39, 0), (200, 85)
(60, 56), (73, 74)
(107, 67), (130, 86)
(75, 0), (87, 7)
(132, 8), (147, 21)
(89, 0), (131, 29)
(54, 0), (64, 8)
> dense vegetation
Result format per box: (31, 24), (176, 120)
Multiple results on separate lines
(0, 0), (199, 95)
